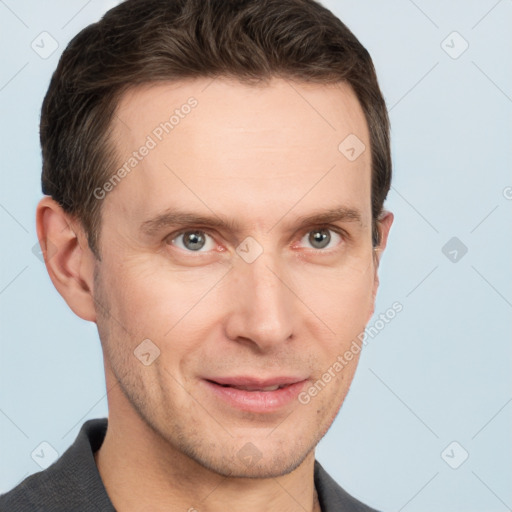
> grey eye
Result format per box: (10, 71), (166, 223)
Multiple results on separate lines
(172, 230), (214, 252)
(308, 228), (331, 249)
(184, 231), (205, 251)
(299, 228), (342, 251)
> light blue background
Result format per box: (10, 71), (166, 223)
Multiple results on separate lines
(1, 1), (511, 511)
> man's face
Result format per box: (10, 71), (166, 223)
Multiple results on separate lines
(92, 77), (388, 478)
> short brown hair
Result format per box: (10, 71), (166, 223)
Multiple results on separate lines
(41, 0), (391, 258)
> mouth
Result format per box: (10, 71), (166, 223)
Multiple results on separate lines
(215, 383), (285, 391)
(202, 376), (308, 413)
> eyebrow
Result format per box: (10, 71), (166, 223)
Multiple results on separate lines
(139, 206), (363, 237)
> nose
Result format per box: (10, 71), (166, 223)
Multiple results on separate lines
(223, 251), (295, 351)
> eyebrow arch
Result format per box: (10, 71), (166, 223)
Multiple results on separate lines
(139, 206), (363, 237)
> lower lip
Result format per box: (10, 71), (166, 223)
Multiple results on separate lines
(203, 380), (308, 413)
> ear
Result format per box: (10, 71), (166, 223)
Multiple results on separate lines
(35, 196), (97, 322)
(367, 210), (394, 322)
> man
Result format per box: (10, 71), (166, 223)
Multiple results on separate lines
(1, 0), (393, 510)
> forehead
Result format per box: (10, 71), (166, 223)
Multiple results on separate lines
(106, 77), (371, 230)
(114, 77), (368, 150)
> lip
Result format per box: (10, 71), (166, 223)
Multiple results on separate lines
(206, 376), (306, 388)
(202, 376), (308, 413)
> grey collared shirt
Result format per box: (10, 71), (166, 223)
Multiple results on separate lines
(0, 418), (379, 511)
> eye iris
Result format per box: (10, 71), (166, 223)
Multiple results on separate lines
(183, 231), (205, 251)
(309, 229), (330, 249)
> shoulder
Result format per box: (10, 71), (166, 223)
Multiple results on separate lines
(0, 418), (114, 512)
(314, 460), (381, 512)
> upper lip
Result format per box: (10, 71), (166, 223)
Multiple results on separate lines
(205, 376), (307, 388)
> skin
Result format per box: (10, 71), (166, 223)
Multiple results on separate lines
(37, 77), (393, 512)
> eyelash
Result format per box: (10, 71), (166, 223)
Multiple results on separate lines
(166, 225), (348, 255)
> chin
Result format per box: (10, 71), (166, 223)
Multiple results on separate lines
(189, 439), (316, 480)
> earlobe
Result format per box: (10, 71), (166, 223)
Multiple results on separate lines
(35, 197), (97, 322)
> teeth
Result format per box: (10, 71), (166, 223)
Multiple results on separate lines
(232, 384), (281, 391)
(261, 385), (280, 391)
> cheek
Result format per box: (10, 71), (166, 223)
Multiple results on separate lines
(99, 248), (375, 355)
(105, 258), (219, 328)
(295, 260), (375, 331)
(99, 259), (228, 376)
